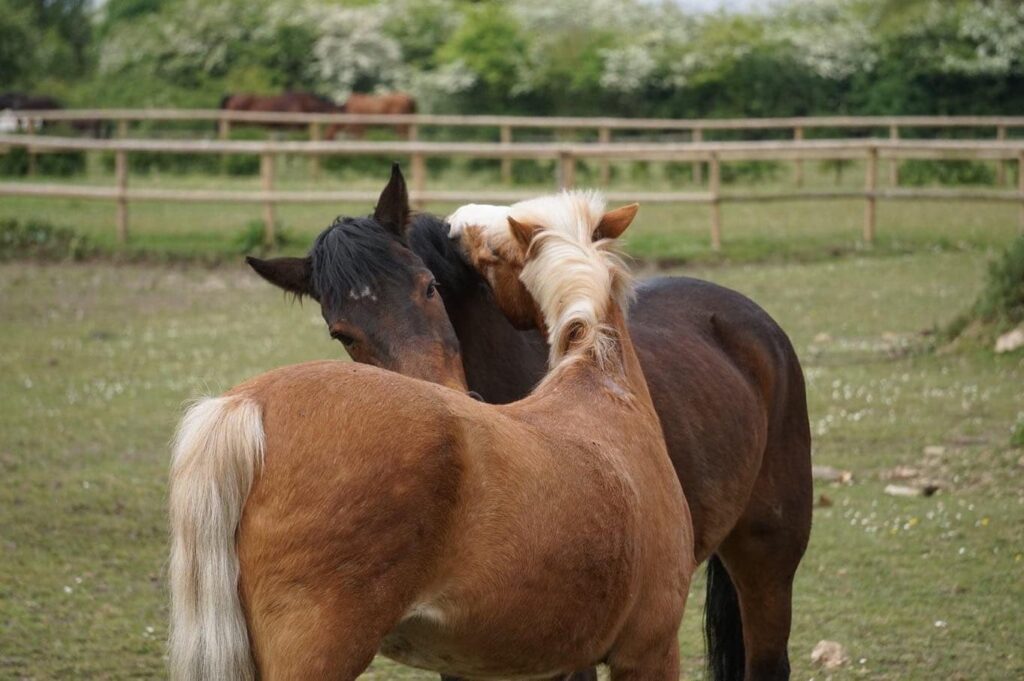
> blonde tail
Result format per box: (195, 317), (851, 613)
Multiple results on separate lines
(169, 396), (264, 681)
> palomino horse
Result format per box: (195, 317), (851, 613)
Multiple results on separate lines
(169, 190), (694, 679)
(326, 92), (417, 140)
(248, 173), (588, 681)
(253, 167), (812, 680)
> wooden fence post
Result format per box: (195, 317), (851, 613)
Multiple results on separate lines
(260, 153), (276, 248)
(864, 147), (878, 245)
(115, 150), (129, 244)
(692, 128), (703, 185)
(1018, 151), (1024, 234)
(889, 124), (899, 186)
(411, 150), (426, 210)
(309, 122), (321, 181)
(558, 151), (576, 190)
(598, 126), (611, 185)
(26, 118), (36, 176)
(997, 125), (1007, 186)
(500, 125), (512, 184)
(709, 153), (721, 252)
(793, 127), (804, 187)
(116, 119), (128, 139)
(218, 117), (231, 174)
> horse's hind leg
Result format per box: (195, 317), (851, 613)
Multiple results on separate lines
(249, 590), (398, 681)
(716, 470), (811, 680)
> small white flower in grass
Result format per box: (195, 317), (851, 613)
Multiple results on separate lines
(63, 586), (72, 594)
(934, 620), (948, 628)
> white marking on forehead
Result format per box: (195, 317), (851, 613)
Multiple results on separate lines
(348, 285), (377, 301)
(446, 204), (511, 239)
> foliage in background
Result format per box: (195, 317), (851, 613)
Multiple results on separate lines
(1012, 418), (1024, 448)
(946, 236), (1024, 344)
(972, 236), (1024, 331)
(0, 219), (95, 261)
(0, 148), (86, 177)
(232, 220), (300, 255)
(8, 0), (1024, 119)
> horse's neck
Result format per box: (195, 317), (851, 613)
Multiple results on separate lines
(448, 289), (548, 404)
(601, 303), (654, 406)
(540, 302), (654, 413)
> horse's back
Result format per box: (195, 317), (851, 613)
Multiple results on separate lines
(628, 276), (808, 559)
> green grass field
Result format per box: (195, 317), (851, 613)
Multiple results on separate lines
(1, 241), (1022, 678)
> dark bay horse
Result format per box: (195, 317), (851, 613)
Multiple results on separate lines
(0, 92), (108, 136)
(170, 186), (693, 680)
(251, 166), (813, 681)
(219, 91), (341, 137)
(219, 91), (339, 115)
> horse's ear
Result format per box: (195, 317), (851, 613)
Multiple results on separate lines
(246, 256), (314, 298)
(373, 162), (410, 241)
(594, 203), (639, 240)
(507, 216), (540, 253)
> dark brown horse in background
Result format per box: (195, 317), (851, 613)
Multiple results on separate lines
(250, 166), (813, 681)
(219, 91), (340, 137)
(0, 91), (109, 137)
(219, 91), (339, 116)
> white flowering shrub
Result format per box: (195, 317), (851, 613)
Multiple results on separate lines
(599, 45), (657, 94)
(90, 0), (1024, 116)
(775, 0), (878, 80)
(100, 0), (278, 84)
(942, 2), (1024, 76)
(304, 4), (404, 102)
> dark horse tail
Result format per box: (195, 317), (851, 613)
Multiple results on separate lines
(705, 554), (745, 681)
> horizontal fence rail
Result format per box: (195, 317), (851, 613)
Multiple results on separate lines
(1, 133), (1022, 251)
(11, 109), (1024, 131)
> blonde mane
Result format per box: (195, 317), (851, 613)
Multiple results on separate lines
(509, 190), (634, 372)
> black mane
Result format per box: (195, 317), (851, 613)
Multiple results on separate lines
(309, 216), (403, 305)
(407, 213), (482, 299)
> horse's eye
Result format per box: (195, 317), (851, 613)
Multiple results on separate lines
(425, 280), (439, 299)
(332, 330), (355, 346)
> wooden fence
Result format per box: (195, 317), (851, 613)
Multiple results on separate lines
(12, 110), (1024, 186)
(1, 133), (1022, 251)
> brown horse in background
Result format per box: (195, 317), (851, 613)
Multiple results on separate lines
(327, 91), (417, 139)
(0, 92), (109, 137)
(219, 91), (339, 115)
(170, 188), (693, 680)
(219, 91), (340, 136)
